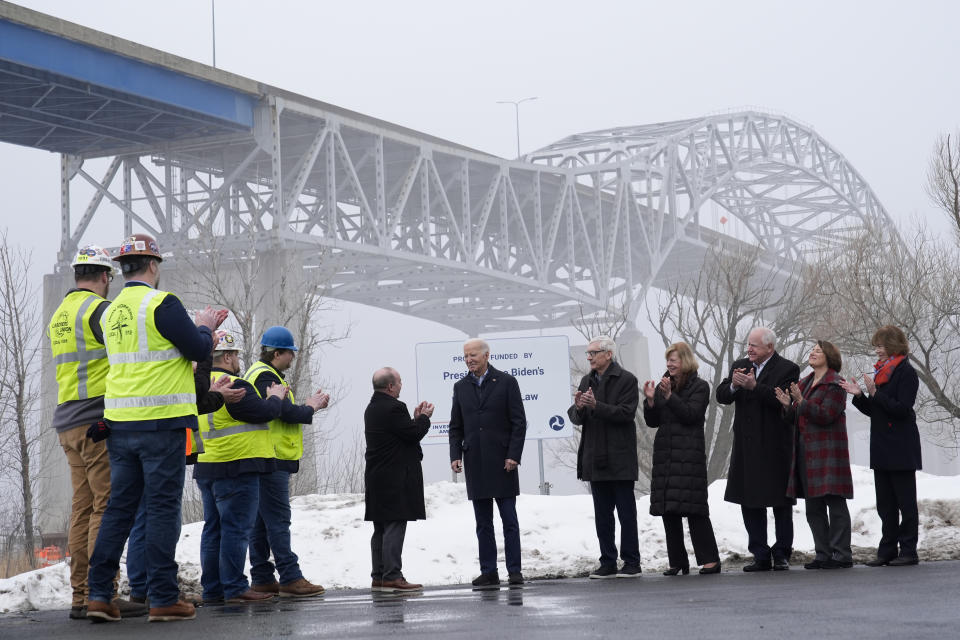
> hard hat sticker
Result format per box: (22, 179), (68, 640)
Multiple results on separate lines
(134, 241), (146, 250)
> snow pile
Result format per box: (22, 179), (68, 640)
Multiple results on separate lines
(2, 465), (958, 613)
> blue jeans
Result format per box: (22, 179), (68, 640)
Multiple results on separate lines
(127, 499), (147, 599)
(472, 497), (521, 575)
(249, 470), (303, 586)
(88, 429), (186, 607)
(197, 474), (261, 600)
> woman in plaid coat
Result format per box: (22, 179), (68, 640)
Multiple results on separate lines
(775, 341), (853, 570)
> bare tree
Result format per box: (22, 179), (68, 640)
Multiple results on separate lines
(925, 131), (960, 242)
(0, 230), (42, 568)
(647, 241), (829, 481)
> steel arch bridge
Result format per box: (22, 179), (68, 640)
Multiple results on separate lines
(55, 107), (892, 333)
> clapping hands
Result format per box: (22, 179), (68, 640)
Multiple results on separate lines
(414, 401), (435, 419)
(574, 387), (597, 409)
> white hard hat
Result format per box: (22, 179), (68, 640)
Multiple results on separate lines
(72, 245), (116, 273)
(214, 331), (240, 352)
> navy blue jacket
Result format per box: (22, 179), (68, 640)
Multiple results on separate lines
(851, 359), (922, 471)
(252, 359), (315, 473)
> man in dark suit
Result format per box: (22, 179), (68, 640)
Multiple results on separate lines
(364, 367), (434, 593)
(449, 339), (527, 587)
(717, 327), (799, 571)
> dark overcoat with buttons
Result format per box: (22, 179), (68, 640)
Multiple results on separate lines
(448, 366), (527, 500)
(644, 372), (711, 516)
(851, 359), (921, 471)
(716, 352), (799, 508)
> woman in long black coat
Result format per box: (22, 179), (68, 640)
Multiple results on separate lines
(840, 325), (921, 566)
(643, 342), (720, 575)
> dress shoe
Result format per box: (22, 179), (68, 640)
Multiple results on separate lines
(821, 559), (854, 569)
(148, 600), (196, 622)
(69, 605), (86, 620)
(508, 572), (525, 585)
(742, 561), (772, 572)
(114, 598), (148, 618)
(371, 578), (383, 591)
(773, 558), (790, 571)
(251, 581), (280, 594)
(279, 577), (326, 598)
(803, 559), (824, 570)
(662, 566), (690, 576)
(471, 571), (501, 587)
(86, 600), (121, 623)
(226, 589), (276, 603)
(381, 578), (423, 592)
(865, 557), (892, 567)
(617, 565), (642, 578)
(699, 563), (721, 575)
(588, 565), (619, 579)
(888, 555), (919, 566)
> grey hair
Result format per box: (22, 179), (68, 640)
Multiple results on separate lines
(372, 367), (399, 390)
(589, 335), (616, 353)
(463, 338), (490, 355)
(752, 327), (777, 348)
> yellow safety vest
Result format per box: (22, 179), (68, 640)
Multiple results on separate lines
(101, 285), (197, 422)
(49, 290), (109, 404)
(244, 361), (303, 461)
(197, 372), (273, 463)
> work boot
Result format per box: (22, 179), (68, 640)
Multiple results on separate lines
(226, 589), (276, 604)
(148, 600), (196, 622)
(278, 577), (325, 598)
(251, 581), (280, 594)
(86, 600), (121, 623)
(69, 605), (86, 620)
(380, 578), (423, 593)
(371, 578), (383, 592)
(114, 598), (148, 618)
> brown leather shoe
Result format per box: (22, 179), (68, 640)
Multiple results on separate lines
(148, 600), (196, 622)
(278, 577), (325, 598)
(251, 582), (280, 594)
(380, 578), (423, 593)
(226, 589), (276, 604)
(86, 600), (121, 623)
(371, 578), (383, 592)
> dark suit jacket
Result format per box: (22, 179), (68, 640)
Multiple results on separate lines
(716, 352), (799, 507)
(448, 365), (527, 500)
(567, 361), (639, 482)
(364, 391), (431, 522)
(851, 359), (921, 471)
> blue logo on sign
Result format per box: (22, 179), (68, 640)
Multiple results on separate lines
(549, 415), (565, 431)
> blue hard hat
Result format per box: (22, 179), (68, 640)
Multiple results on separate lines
(260, 326), (299, 351)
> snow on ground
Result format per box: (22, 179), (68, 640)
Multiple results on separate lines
(2, 465), (959, 613)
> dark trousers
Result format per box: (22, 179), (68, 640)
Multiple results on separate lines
(249, 470), (303, 586)
(662, 514), (720, 568)
(472, 497), (521, 575)
(741, 504), (793, 563)
(371, 521), (407, 581)
(874, 469), (919, 559)
(805, 495), (852, 563)
(591, 481), (641, 568)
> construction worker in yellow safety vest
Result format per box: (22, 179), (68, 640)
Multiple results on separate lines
(193, 331), (289, 604)
(48, 245), (147, 621)
(244, 326), (330, 598)
(86, 233), (227, 624)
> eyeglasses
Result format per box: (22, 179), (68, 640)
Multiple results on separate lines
(586, 350), (608, 357)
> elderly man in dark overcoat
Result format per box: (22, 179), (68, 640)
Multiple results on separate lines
(449, 338), (527, 587)
(364, 367), (434, 593)
(567, 335), (642, 579)
(716, 327), (800, 571)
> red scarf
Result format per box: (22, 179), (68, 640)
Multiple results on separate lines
(873, 354), (905, 386)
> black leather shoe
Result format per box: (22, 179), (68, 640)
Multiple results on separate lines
(803, 559), (823, 570)
(888, 556), (919, 566)
(508, 572), (524, 585)
(699, 563), (721, 575)
(471, 572), (500, 587)
(821, 559), (854, 569)
(772, 558), (790, 571)
(865, 557), (892, 567)
(662, 566), (689, 576)
(743, 561), (772, 572)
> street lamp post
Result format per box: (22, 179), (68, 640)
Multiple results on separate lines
(496, 96), (538, 158)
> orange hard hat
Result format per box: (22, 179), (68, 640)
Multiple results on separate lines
(114, 233), (163, 261)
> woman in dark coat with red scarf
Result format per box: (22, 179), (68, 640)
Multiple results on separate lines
(775, 341), (853, 569)
(840, 325), (921, 567)
(643, 342), (720, 575)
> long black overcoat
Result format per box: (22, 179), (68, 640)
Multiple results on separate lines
(851, 359), (922, 471)
(644, 373), (711, 517)
(567, 362), (640, 482)
(364, 391), (431, 522)
(716, 352), (799, 507)
(448, 366), (527, 500)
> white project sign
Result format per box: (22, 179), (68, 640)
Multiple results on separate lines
(415, 335), (572, 443)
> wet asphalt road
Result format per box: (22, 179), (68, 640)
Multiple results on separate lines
(2, 561), (958, 639)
